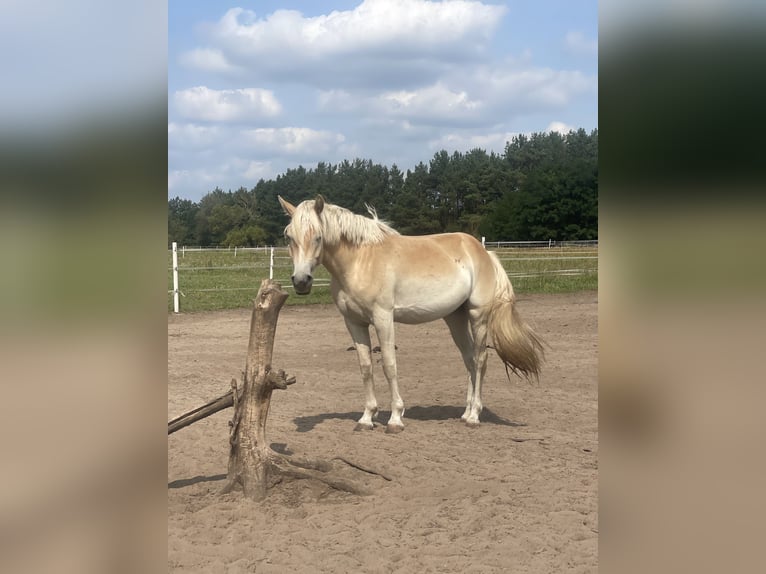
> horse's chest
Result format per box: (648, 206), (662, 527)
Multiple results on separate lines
(333, 287), (372, 323)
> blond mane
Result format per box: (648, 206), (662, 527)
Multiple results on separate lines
(291, 199), (399, 246)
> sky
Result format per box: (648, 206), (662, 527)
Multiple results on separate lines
(168, 0), (598, 201)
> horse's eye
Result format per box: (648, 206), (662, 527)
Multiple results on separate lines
(314, 235), (322, 244)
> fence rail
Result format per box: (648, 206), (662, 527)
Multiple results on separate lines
(169, 240), (598, 312)
(483, 239), (597, 249)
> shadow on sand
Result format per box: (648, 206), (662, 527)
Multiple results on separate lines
(292, 404), (525, 432)
(168, 474), (227, 489)
(168, 444), (293, 489)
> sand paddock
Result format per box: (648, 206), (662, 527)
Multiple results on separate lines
(168, 291), (597, 573)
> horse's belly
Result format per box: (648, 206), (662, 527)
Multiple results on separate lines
(393, 282), (469, 324)
(393, 304), (460, 324)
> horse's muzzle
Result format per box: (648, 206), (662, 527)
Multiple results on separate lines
(292, 275), (313, 295)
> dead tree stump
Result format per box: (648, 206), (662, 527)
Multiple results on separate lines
(219, 279), (377, 500)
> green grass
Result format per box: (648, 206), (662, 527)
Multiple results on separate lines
(167, 247), (332, 312)
(168, 245), (597, 312)
(493, 246), (598, 294)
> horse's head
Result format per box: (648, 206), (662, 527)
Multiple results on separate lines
(278, 195), (326, 295)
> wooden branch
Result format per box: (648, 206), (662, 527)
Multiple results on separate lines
(266, 369), (297, 390)
(168, 373), (296, 435)
(168, 388), (234, 435)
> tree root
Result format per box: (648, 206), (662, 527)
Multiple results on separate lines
(331, 456), (392, 481)
(220, 449), (381, 497)
(276, 463), (372, 496)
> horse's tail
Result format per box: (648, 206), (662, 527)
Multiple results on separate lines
(487, 251), (545, 381)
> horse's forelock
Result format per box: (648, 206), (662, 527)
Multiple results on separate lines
(289, 200), (322, 237)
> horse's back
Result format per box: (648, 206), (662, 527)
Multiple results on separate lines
(385, 232), (494, 280)
(387, 231), (485, 256)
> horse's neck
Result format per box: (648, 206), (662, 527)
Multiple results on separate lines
(321, 238), (364, 280)
(320, 210), (387, 279)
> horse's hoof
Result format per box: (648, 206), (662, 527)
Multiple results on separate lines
(464, 420), (481, 428)
(354, 423), (374, 431)
(385, 424), (404, 434)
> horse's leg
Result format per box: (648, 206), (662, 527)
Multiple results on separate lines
(373, 314), (405, 434)
(344, 318), (378, 430)
(464, 307), (490, 427)
(443, 308), (477, 422)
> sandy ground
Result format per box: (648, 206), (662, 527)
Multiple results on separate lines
(168, 291), (598, 573)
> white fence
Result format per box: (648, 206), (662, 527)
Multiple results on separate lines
(169, 240), (598, 313)
(482, 239), (598, 249)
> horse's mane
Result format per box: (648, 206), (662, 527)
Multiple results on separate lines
(294, 200), (399, 246)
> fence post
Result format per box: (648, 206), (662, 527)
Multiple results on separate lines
(269, 247), (274, 279)
(172, 241), (180, 313)
(548, 238), (552, 248)
(234, 246), (237, 257)
(481, 236), (485, 248)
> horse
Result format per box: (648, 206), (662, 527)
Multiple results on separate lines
(278, 194), (544, 433)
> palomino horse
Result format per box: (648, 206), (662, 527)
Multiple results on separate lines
(279, 195), (544, 433)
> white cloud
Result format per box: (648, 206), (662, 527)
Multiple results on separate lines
(167, 124), (353, 198)
(173, 86), (282, 122)
(242, 127), (346, 155)
(428, 131), (520, 153)
(322, 83), (479, 126)
(200, 1), (506, 88)
(318, 84), (483, 127)
(564, 31), (597, 56)
(168, 168), (220, 192)
(179, 48), (238, 73)
(168, 157), (280, 195)
(546, 121), (574, 134)
(215, 1), (504, 55)
(243, 160), (273, 181)
(318, 90), (361, 113)
(168, 122), (222, 147)
(474, 66), (596, 110)
(376, 84), (482, 122)
(319, 65), (595, 128)
(428, 123), (578, 155)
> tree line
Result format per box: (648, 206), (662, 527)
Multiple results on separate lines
(168, 128), (597, 247)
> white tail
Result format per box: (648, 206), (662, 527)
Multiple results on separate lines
(487, 251), (544, 380)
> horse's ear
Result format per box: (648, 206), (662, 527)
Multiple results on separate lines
(314, 194), (325, 216)
(278, 195), (296, 216)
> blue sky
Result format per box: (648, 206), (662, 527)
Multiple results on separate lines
(168, 0), (597, 201)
